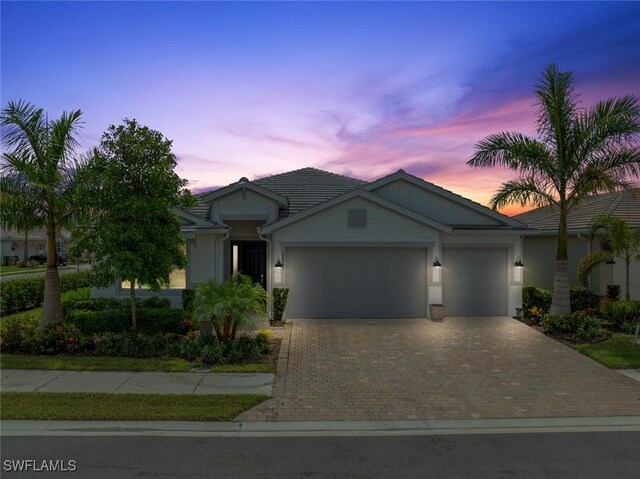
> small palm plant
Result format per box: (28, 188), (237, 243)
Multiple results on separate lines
(193, 274), (267, 343)
(578, 215), (640, 300)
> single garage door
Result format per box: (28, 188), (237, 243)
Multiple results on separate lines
(286, 247), (427, 318)
(442, 247), (507, 316)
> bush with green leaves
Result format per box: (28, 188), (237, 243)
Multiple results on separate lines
(522, 286), (553, 317)
(93, 332), (180, 358)
(606, 284), (621, 301)
(42, 323), (93, 355)
(0, 315), (42, 354)
(65, 307), (184, 335)
(569, 285), (594, 312)
(541, 311), (600, 340)
(0, 270), (93, 314)
(271, 287), (289, 322)
(600, 300), (640, 333)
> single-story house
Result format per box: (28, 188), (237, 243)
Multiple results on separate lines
(95, 167), (530, 318)
(514, 188), (640, 300)
(0, 226), (70, 265)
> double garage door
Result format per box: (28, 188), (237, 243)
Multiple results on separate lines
(284, 246), (508, 318)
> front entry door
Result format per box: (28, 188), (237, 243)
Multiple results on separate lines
(231, 241), (267, 289)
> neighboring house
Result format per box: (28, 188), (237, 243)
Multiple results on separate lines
(515, 188), (640, 300)
(0, 226), (70, 265)
(95, 167), (530, 318)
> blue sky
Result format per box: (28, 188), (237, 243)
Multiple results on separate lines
(2, 1), (639, 214)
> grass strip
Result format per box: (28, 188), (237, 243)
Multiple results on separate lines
(0, 354), (198, 372)
(572, 333), (640, 369)
(210, 363), (276, 373)
(0, 392), (267, 421)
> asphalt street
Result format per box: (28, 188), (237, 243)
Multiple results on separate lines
(2, 432), (638, 478)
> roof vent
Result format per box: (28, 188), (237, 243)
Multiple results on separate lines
(239, 176), (249, 183)
(347, 209), (367, 229)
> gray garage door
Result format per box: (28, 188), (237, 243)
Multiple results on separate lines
(442, 247), (507, 316)
(285, 247), (427, 318)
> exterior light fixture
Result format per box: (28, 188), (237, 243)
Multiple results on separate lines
(275, 258), (283, 268)
(515, 257), (524, 267)
(433, 256), (442, 267)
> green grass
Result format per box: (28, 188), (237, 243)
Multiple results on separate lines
(210, 362), (277, 373)
(572, 333), (640, 369)
(0, 266), (47, 277)
(0, 392), (267, 421)
(0, 354), (199, 372)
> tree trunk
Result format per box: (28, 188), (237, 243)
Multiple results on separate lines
(625, 256), (631, 301)
(213, 323), (224, 343)
(130, 279), (137, 330)
(550, 203), (571, 314)
(39, 226), (63, 331)
(23, 230), (28, 263)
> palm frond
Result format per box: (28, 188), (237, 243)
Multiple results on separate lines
(489, 177), (557, 210)
(577, 250), (611, 285)
(467, 131), (553, 173)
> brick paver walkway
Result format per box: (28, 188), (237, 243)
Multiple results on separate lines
(238, 317), (640, 421)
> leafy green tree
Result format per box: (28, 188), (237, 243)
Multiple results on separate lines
(1, 100), (85, 330)
(193, 274), (267, 343)
(578, 215), (640, 300)
(468, 64), (640, 314)
(74, 119), (194, 329)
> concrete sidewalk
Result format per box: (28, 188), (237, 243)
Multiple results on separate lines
(0, 369), (274, 396)
(2, 416), (640, 438)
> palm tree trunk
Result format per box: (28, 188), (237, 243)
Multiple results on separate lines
(625, 256), (631, 301)
(130, 279), (137, 330)
(23, 230), (28, 263)
(214, 324), (224, 343)
(550, 204), (571, 314)
(39, 225), (63, 331)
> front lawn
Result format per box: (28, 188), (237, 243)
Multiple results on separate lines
(0, 354), (277, 373)
(0, 354), (198, 372)
(572, 334), (640, 369)
(0, 392), (267, 421)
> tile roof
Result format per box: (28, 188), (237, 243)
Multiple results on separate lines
(253, 167), (366, 215)
(514, 188), (640, 230)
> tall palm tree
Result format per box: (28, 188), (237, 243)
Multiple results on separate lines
(578, 215), (640, 301)
(1, 100), (84, 330)
(468, 64), (640, 314)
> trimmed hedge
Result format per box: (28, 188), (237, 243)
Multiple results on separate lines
(600, 300), (640, 333)
(541, 311), (600, 340)
(62, 296), (171, 315)
(1, 270), (93, 314)
(65, 307), (184, 335)
(522, 285), (595, 317)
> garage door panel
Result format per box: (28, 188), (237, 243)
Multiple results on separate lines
(286, 247), (427, 318)
(442, 247), (507, 316)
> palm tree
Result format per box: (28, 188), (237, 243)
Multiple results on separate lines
(468, 64), (640, 314)
(1, 100), (84, 330)
(193, 274), (267, 343)
(578, 215), (640, 300)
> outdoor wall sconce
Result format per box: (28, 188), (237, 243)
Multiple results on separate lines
(275, 258), (283, 268)
(274, 257), (283, 284)
(433, 256), (442, 267)
(515, 257), (524, 267)
(432, 256), (441, 283)
(514, 257), (524, 282)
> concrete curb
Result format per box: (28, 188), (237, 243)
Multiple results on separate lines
(3, 416), (639, 438)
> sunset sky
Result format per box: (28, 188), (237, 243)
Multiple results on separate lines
(2, 1), (639, 216)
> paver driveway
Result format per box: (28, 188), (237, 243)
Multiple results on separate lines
(238, 317), (640, 421)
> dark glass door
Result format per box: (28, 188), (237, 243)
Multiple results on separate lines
(231, 241), (266, 288)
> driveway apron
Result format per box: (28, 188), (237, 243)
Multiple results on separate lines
(238, 317), (640, 421)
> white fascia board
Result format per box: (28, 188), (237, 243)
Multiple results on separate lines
(260, 189), (452, 234)
(365, 170), (527, 228)
(199, 182), (287, 205)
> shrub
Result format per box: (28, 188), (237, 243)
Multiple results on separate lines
(522, 286), (552, 317)
(200, 343), (223, 365)
(93, 332), (179, 358)
(600, 300), (640, 333)
(179, 331), (203, 361)
(271, 287), (289, 322)
(59, 270), (93, 292)
(42, 323), (93, 355)
(136, 308), (185, 334)
(0, 315), (42, 354)
(254, 330), (271, 354)
(541, 311), (600, 340)
(570, 285), (594, 312)
(140, 296), (172, 309)
(182, 288), (195, 313)
(65, 307), (184, 335)
(606, 284), (621, 301)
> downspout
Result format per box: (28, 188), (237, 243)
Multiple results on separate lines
(215, 229), (230, 282)
(258, 228), (272, 318)
(577, 233), (592, 289)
